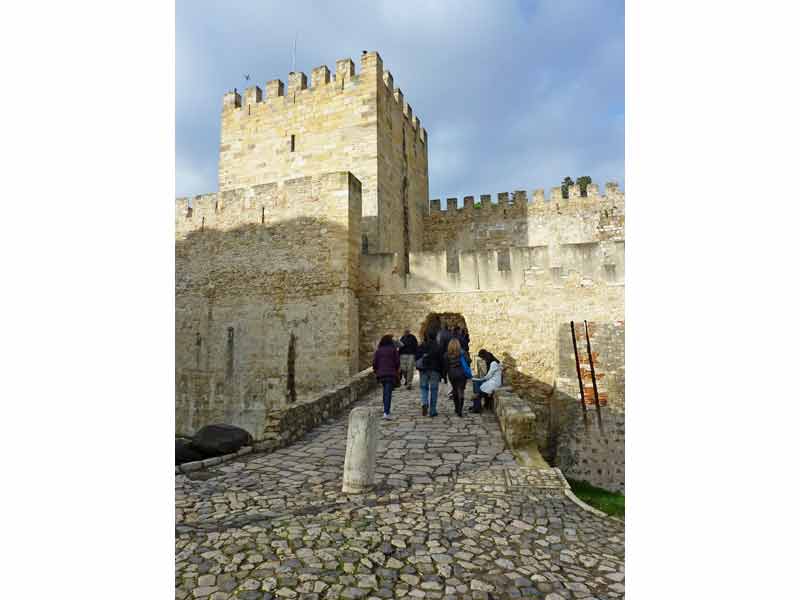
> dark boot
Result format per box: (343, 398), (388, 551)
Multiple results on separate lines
(422, 404), (428, 417)
(469, 395), (482, 413)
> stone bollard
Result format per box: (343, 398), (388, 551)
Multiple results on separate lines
(342, 406), (380, 494)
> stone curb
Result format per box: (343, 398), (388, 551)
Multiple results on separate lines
(175, 443), (269, 475)
(554, 468), (624, 524)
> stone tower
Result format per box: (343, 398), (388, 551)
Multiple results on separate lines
(218, 51), (429, 265)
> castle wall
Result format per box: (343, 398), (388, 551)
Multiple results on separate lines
(217, 52), (428, 256)
(358, 186), (624, 491)
(376, 66), (429, 262)
(360, 242), (624, 295)
(175, 172), (361, 438)
(359, 185), (624, 390)
(358, 273), (624, 395)
(552, 321), (625, 493)
(423, 183), (624, 252)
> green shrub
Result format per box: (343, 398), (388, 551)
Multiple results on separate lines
(567, 478), (625, 518)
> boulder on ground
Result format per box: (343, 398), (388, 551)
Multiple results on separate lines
(175, 438), (204, 465)
(191, 424), (253, 458)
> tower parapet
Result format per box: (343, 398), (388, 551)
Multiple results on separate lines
(244, 86), (262, 105)
(311, 65), (330, 87)
(223, 90), (241, 109)
(217, 51), (428, 256)
(336, 58), (355, 82)
(287, 71), (307, 94)
(265, 79), (284, 98)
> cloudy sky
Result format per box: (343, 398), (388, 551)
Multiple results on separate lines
(176, 0), (624, 202)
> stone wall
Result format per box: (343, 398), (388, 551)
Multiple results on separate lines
(262, 368), (378, 447)
(550, 320), (625, 492)
(359, 185), (624, 431)
(423, 183), (624, 253)
(494, 389), (537, 449)
(360, 243), (625, 295)
(358, 282), (624, 397)
(175, 172), (362, 438)
(217, 51), (428, 256)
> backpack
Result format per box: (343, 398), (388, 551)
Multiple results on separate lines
(460, 353), (473, 379)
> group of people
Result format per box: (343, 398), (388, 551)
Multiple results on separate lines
(371, 323), (503, 420)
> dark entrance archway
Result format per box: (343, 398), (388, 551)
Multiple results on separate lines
(418, 311), (468, 340)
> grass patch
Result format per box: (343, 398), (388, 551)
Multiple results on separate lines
(567, 478), (625, 518)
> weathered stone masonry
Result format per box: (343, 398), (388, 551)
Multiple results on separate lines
(176, 50), (625, 491)
(176, 172), (362, 438)
(218, 51), (428, 257)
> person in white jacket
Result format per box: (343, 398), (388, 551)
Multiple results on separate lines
(469, 349), (502, 413)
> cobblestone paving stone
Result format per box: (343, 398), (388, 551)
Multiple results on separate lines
(176, 381), (625, 599)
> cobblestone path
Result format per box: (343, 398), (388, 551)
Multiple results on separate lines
(176, 381), (625, 600)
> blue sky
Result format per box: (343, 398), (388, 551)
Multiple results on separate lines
(176, 0), (624, 202)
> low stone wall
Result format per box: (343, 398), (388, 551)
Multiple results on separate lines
(176, 368), (379, 475)
(494, 388), (548, 468)
(495, 388), (536, 448)
(261, 368), (378, 449)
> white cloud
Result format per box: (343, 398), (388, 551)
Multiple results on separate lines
(175, 1), (623, 198)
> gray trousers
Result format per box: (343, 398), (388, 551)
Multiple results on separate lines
(399, 354), (415, 387)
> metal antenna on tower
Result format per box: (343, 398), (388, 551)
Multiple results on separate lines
(291, 31), (297, 73)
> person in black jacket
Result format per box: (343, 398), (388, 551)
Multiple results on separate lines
(373, 335), (400, 419)
(416, 329), (444, 417)
(445, 338), (468, 417)
(398, 328), (418, 389)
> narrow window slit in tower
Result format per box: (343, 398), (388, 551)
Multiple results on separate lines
(201, 216), (205, 231)
(446, 246), (459, 273)
(225, 327), (234, 381)
(290, 134), (295, 152)
(261, 207), (265, 224)
(497, 248), (511, 272)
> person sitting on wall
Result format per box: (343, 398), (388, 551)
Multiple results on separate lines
(416, 328), (445, 417)
(398, 328), (418, 389)
(469, 349), (502, 414)
(373, 334), (400, 420)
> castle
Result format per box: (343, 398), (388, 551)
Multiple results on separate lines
(176, 51), (625, 491)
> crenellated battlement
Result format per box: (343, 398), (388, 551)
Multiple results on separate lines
(221, 51), (427, 145)
(427, 181), (624, 219)
(421, 179), (624, 252)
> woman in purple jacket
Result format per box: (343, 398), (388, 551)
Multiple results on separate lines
(373, 334), (401, 419)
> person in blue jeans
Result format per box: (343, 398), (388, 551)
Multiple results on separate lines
(416, 329), (444, 417)
(372, 334), (400, 419)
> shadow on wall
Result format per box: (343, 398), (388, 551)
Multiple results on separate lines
(499, 350), (624, 494)
(175, 215), (359, 439)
